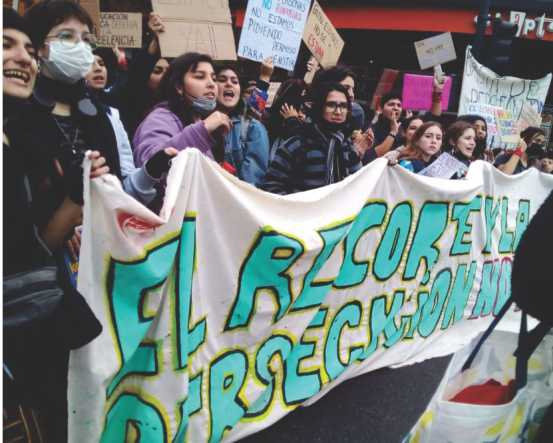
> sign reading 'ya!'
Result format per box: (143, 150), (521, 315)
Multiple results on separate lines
(302, 0), (344, 68)
(238, 0), (311, 71)
(69, 151), (552, 442)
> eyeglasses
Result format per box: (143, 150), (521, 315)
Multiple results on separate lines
(45, 29), (97, 49)
(325, 101), (348, 113)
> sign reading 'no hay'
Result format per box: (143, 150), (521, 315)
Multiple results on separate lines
(69, 151), (552, 442)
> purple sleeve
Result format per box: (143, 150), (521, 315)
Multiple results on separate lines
(133, 108), (215, 167)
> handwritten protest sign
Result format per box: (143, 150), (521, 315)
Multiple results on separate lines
(463, 102), (500, 145)
(402, 74), (452, 111)
(238, 0), (311, 71)
(495, 108), (520, 144)
(419, 152), (468, 179)
(98, 13), (142, 49)
(519, 102), (543, 131)
(69, 151), (553, 442)
(302, 0), (344, 69)
(266, 82), (281, 107)
(414, 32), (456, 70)
(78, 0), (100, 34)
(459, 46), (552, 124)
(152, 0), (236, 60)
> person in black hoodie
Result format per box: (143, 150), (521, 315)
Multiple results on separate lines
(3, 6), (103, 442)
(262, 83), (365, 195)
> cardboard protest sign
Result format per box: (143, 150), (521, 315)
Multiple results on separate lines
(266, 82), (281, 107)
(459, 47), (552, 126)
(238, 0), (311, 71)
(78, 0), (100, 34)
(371, 68), (399, 110)
(495, 108), (520, 144)
(419, 152), (468, 179)
(463, 102), (500, 146)
(152, 0), (236, 60)
(519, 102), (543, 131)
(414, 32), (456, 70)
(69, 150), (553, 442)
(402, 74), (452, 111)
(98, 12), (142, 49)
(302, 0), (344, 69)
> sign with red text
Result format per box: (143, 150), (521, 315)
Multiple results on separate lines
(238, 0), (311, 71)
(302, 0), (344, 68)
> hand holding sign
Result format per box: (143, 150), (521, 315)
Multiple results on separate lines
(259, 57), (274, 83)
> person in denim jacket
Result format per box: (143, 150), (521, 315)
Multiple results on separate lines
(215, 65), (269, 187)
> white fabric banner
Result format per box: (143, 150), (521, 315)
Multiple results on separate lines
(458, 47), (552, 148)
(69, 150), (553, 442)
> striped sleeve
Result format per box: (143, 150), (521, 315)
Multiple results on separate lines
(261, 136), (302, 195)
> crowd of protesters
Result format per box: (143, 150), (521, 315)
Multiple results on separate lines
(3, 1), (552, 441)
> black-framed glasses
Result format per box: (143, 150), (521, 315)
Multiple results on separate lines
(45, 29), (97, 49)
(325, 101), (348, 113)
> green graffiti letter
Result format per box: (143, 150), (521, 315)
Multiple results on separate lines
(483, 197), (501, 253)
(334, 202), (387, 288)
(292, 222), (353, 311)
(471, 260), (500, 318)
(450, 196), (482, 256)
(499, 197), (515, 253)
(404, 201), (448, 284)
(513, 200), (530, 251)
(225, 231), (303, 330)
(208, 350), (248, 443)
(324, 301), (363, 381)
(100, 393), (167, 442)
(441, 262), (477, 329)
(373, 202), (413, 281)
(418, 268), (452, 337)
(174, 218), (205, 370)
(107, 238), (179, 396)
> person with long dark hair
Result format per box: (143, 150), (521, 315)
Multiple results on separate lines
(215, 64), (269, 186)
(396, 121), (443, 173)
(3, 6), (103, 440)
(133, 52), (231, 170)
(444, 120), (477, 179)
(262, 83), (364, 195)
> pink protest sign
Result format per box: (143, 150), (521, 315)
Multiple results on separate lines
(402, 74), (452, 111)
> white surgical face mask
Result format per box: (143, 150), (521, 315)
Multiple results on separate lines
(42, 40), (94, 84)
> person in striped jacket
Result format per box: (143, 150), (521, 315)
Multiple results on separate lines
(262, 83), (372, 195)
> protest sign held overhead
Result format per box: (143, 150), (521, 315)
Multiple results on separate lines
(458, 46), (552, 123)
(519, 102), (543, 131)
(98, 12), (142, 48)
(302, 0), (344, 69)
(414, 32), (457, 70)
(69, 150), (553, 442)
(463, 102), (500, 146)
(152, 0), (236, 60)
(402, 74), (452, 111)
(78, 0), (100, 34)
(371, 68), (400, 110)
(238, 0), (311, 71)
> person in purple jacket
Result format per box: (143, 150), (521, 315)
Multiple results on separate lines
(133, 52), (232, 171)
